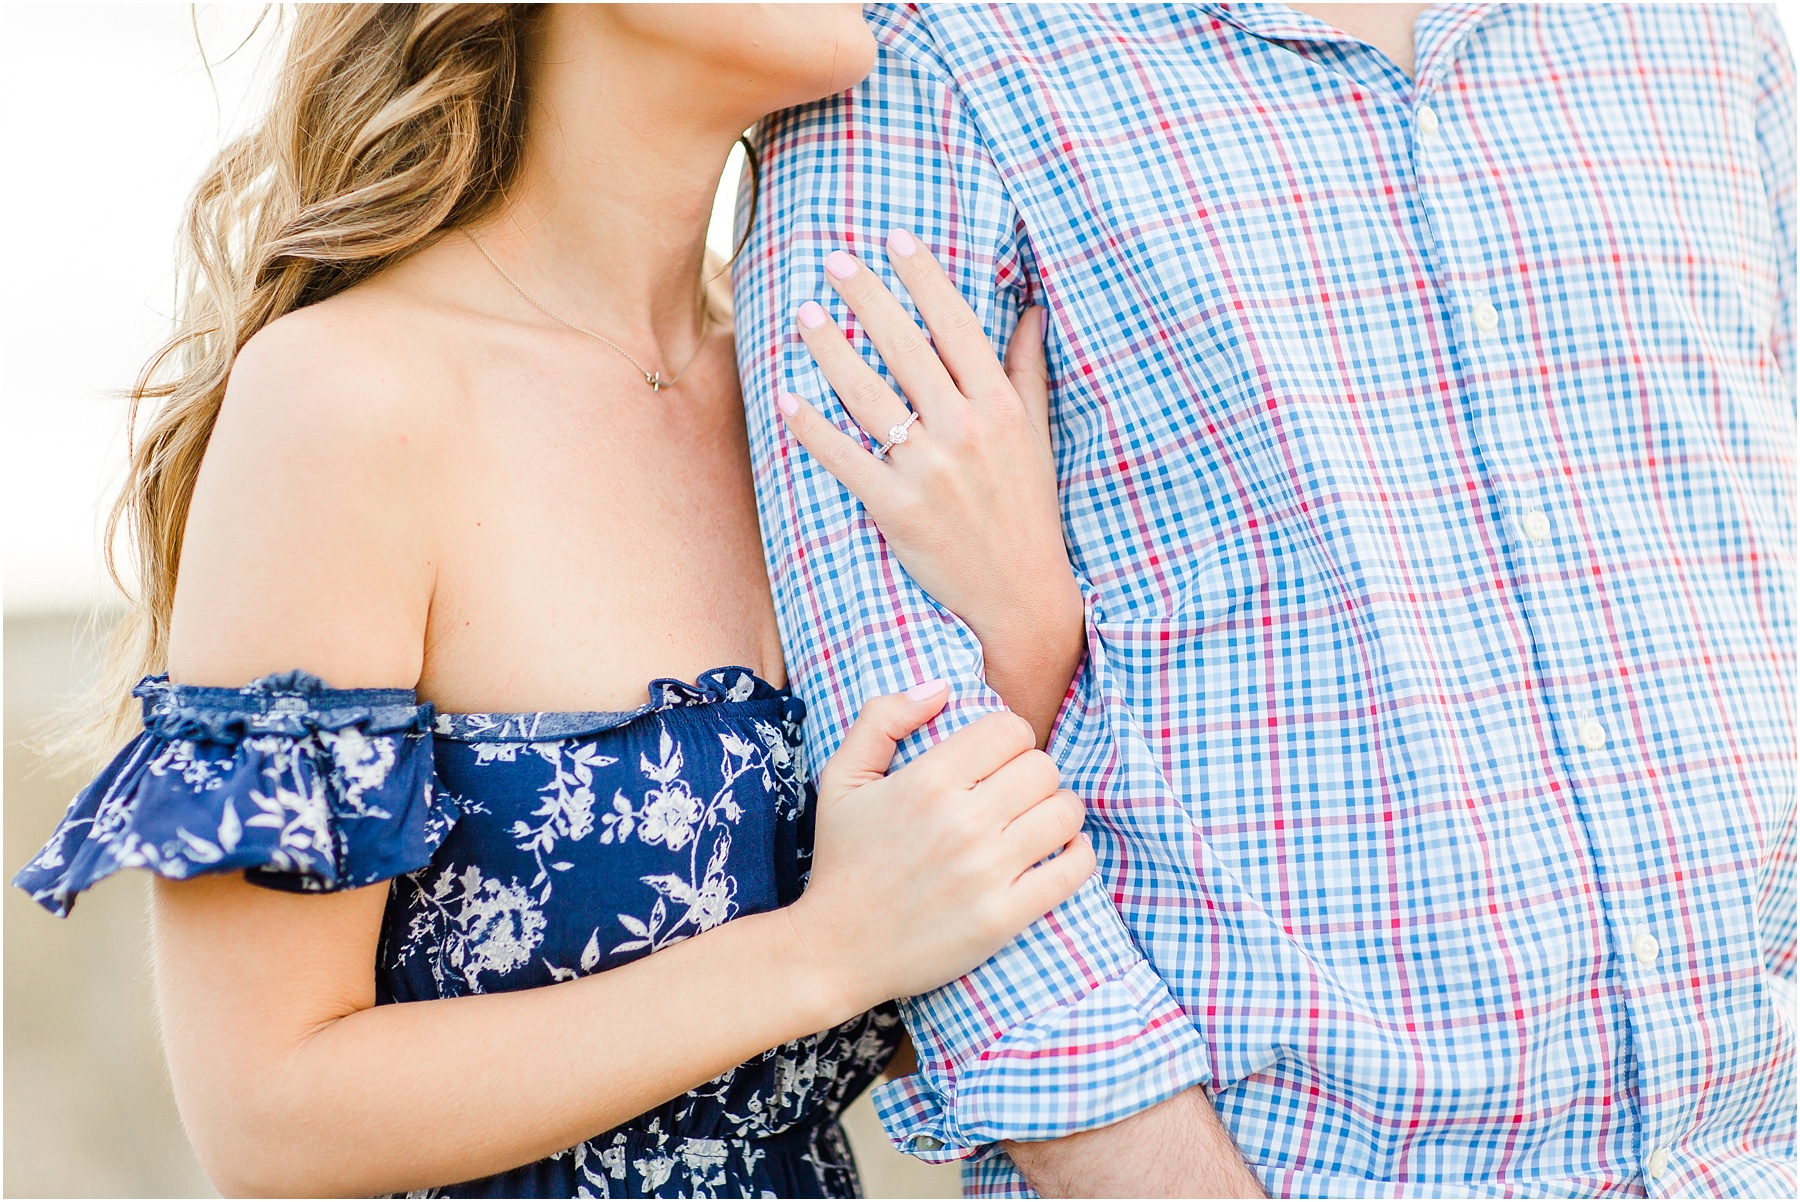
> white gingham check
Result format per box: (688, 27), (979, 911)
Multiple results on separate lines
(736, 4), (1795, 1196)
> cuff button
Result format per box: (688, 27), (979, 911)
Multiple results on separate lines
(912, 1135), (944, 1152)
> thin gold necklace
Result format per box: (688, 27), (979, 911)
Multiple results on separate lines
(464, 230), (712, 393)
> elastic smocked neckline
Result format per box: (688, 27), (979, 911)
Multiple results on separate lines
(434, 666), (797, 742)
(136, 666), (796, 745)
(136, 670), (429, 741)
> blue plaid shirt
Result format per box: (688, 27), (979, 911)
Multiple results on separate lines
(736, 4), (1795, 1196)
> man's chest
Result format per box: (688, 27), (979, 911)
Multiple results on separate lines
(958, 5), (1776, 392)
(931, 4), (1788, 613)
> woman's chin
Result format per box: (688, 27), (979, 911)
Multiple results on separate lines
(611, 2), (879, 115)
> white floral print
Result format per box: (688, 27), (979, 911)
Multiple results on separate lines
(601, 724), (771, 956)
(19, 669), (895, 1198)
(18, 708), (432, 911)
(404, 864), (548, 991)
(510, 741), (616, 903)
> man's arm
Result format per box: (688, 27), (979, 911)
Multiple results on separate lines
(735, 6), (1250, 1195)
(1005, 1088), (1265, 1199)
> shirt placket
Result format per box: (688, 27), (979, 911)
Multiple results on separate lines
(1403, 32), (1711, 1194)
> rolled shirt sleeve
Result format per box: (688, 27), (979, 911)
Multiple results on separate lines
(733, 9), (1211, 1174)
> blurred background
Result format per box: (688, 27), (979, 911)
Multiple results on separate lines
(0, 4), (957, 1196)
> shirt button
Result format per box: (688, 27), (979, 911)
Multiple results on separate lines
(1632, 929), (1661, 966)
(1473, 301), (1500, 332)
(1646, 1146), (1671, 1179)
(1577, 719), (1609, 751)
(1417, 104), (1440, 138)
(1521, 509), (1552, 542)
(912, 1135), (944, 1152)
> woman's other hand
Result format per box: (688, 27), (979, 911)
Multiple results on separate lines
(786, 681), (1094, 1011)
(778, 232), (1085, 745)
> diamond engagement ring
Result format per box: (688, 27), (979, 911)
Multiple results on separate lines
(875, 411), (921, 459)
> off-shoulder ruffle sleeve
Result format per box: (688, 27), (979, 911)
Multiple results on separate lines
(14, 671), (458, 917)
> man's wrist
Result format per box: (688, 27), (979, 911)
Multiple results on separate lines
(1001, 1087), (1266, 1199)
(967, 571), (1087, 744)
(965, 570), (1085, 661)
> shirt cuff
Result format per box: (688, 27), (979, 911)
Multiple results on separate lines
(871, 957), (1212, 1163)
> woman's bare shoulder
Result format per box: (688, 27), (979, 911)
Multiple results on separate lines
(225, 288), (464, 447)
(167, 290), (466, 688)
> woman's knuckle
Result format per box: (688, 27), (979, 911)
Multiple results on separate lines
(862, 692), (902, 722)
(969, 712), (1014, 752)
(989, 397), (1028, 429)
(820, 438), (856, 470)
(942, 304), (981, 334)
(911, 759), (951, 799)
(848, 377), (888, 409)
(912, 449), (953, 485)
(1024, 748), (1059, 783)
(1013, 765), (1055, 807)
(887, 481), (925, 516)
(950, 801), (989, 844)
(941, 417), (981, 450)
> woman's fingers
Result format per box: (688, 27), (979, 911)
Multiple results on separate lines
(795, 301), (914, 446)
(801, 234), (1038, 423)
(1006, 306), (1052, 445)
(970, 748), (1063, 823)
(820, 679), (951, 796)
(1000, 788), (1087, 869)
(775, 391), (896, 510)
(884, 229), (1014, 402)
(820, 249), (960, 417)
(1010, 832), (1096, 916)
(898, 711), (1037, 793)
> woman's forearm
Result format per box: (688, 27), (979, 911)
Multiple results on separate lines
(176, 906), (854, 1197)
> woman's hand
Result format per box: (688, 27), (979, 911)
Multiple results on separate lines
(777, 231), (1086, 745)
(786, 681), (1094, 1011)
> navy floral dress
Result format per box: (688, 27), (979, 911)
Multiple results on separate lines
(14, 667), (900, 1198)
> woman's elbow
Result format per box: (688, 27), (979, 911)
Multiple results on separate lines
(187, 1113), (316, 1198)
(179, 1082), (347, 1198)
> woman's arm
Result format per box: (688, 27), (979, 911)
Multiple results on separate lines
(152, 311), (1093, 1197)
(776, 233), (1086, 744)
(154, 873), (834, 1195)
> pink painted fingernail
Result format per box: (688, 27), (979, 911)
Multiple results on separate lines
(906, 678), (948, 700)
(798, 301), (828, 329)
(888, 228), (919, 256)
(825, 250), (859, 280)
(777, 392), (801, 416)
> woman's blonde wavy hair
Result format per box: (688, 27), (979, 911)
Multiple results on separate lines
(78, 3), (540, 757)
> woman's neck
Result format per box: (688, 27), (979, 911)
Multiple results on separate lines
(473, 9), (755, 360)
